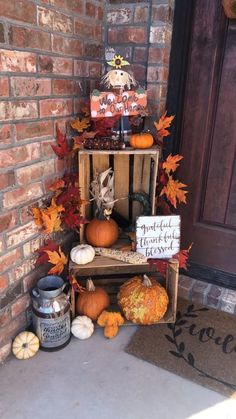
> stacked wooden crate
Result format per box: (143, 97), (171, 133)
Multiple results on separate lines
(69, 146), (179, 324)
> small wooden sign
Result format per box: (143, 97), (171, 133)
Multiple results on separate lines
(136, 215), (181, 259)
(90, 89), (147, 118)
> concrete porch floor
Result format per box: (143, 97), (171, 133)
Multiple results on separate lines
(0, 327), (235, 419)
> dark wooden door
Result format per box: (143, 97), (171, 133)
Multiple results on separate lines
(178, 0), (236, 280)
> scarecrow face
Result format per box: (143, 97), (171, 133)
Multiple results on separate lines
(107, 69), (131, 88)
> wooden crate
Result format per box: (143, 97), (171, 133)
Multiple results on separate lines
(69, 257), (179, 325)
(78, 147), (159, 241)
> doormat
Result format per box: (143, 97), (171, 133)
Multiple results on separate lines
(125, 299), (236, 398)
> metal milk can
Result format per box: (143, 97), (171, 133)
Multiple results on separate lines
(32, 275), (71, 350)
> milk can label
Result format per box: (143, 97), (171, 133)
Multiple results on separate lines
(40, 312), (70, 346)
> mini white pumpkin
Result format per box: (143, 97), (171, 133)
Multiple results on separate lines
(71, 316), (94, 340)
(70, 244), (95, 265)
(12, 331), (40, 360)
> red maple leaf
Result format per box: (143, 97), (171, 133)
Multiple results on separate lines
(51, 125), (71, 158)
(35, 240), (59, 266)
(173, 244), (193, 270)
(91, 116), (120, 137)
(63, 208), (88, 232)
(56, 185), (81, 207)
(148, 259), (168, 277)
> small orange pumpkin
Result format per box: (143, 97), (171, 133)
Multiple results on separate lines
(85, 218), (119, 248)
(129, 132), (154, 149)
(76, 278), (110, 320)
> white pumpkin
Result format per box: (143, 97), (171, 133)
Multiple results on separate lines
(71, 316), (94, 340)
(12, 331), (40, 360)
(70, 244), (95, 265)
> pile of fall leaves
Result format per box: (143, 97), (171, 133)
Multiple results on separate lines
(32, 111), (191, 278)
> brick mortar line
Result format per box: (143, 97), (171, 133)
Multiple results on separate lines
(2, 232), (42, 253)
(0, 112), (78, 125)
(1, 18), (104, 40)
(0, 153), (56, 169)
(0, 155), (56, 176)
(106, 2), (150, 7)
(107, 22), (150, 29)
(0, 71), (102, 78)
(0, 114), (79, 127)
(1, 195), (47, 217)
(0, 93), (90, 102)
(30, 0), (103, 15)
(0, 44), (105, 60)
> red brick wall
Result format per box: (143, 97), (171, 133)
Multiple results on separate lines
(0, 0), (104, 362)
(105, 0), (174, 117)
(0, 0), (174, 362)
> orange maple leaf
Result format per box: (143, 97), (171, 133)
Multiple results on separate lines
(160, 175), (187, 208)
(46, 247), (68, 275)
(71, 117), (90, 133)
(154, 111), (175, 138)
(32, 207), (42, 227)
(40, 198), (65, 234)
(162, 154), (183, 174)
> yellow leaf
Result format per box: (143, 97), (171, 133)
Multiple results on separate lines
(32, 207), (42, 227)
(160, 175), (187, 208)
(46, 247), (68, 275)
(71, 117), (90, 133)
(41, 198), (65, 234)
(162, 154), (183, 174)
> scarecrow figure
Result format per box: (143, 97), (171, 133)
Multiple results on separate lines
(101, 54), (137, 91)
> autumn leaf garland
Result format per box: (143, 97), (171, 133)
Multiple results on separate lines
(32, 173), (87, 275)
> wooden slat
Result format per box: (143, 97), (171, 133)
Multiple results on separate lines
(149, 153), (159, 215)
(132, 155), (143, 218)
(166, 258), (179, 323)
(92, 154), (110, 175)
(132, 155), (152, 220)
(78, 153), (90, 242)
(141, 155), (152, 194)
(79, 146), (160, 155)
(70, 255), (157, 276)
(114, 154), (130, 219)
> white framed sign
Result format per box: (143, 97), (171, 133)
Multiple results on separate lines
(136, 215), (181, 259)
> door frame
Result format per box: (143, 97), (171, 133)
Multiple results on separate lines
(166, 0), (236, 289)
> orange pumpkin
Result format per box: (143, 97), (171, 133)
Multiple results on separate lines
(129, 132), (154, 149)
(76, 278), (110, 320)
(85, 218), (119, 247)
(117, 274), (169, 324)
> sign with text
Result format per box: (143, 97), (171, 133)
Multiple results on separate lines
(90, 89), (147, 118)
(136, 215), (181, 259)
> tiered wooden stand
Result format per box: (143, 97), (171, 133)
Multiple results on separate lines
(69, 146), (179, 325)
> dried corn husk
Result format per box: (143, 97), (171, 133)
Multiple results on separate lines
(90, 168), (115, 217)
(95, 247), (147, 264)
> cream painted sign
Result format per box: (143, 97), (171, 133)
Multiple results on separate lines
(136, 215), (181, 259)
